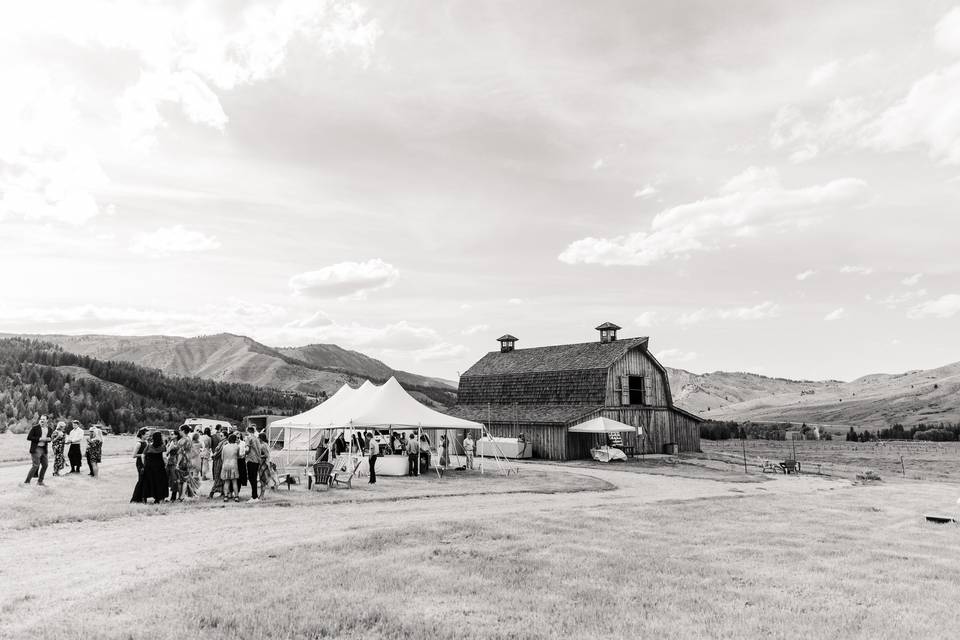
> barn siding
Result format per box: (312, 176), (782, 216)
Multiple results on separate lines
(604, 348), (671, 407)
(481, 422), (567, 461)
(573, 407), (701, 456)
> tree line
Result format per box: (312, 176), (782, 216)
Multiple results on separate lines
(701, 418), (960, 442)
(0, 338), (314, 434)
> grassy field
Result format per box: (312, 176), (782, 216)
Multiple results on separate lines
(702, 439), (960, 483)
(2, 449), (960, 639)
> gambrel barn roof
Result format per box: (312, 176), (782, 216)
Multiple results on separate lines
(461, 337), (649, 377)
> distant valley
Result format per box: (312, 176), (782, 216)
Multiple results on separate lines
(668, 362), (960, 428)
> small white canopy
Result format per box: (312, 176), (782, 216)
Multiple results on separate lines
(568, 416), (637, 434)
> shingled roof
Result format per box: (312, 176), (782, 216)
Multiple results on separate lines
(448, 403), (600, 424)
(461, 336), (649, 377)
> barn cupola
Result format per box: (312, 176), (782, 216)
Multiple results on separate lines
(595, 322), (621, 344)
(498, 334), (518, 353)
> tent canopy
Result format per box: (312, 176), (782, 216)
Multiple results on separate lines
(568, 416), (637, 434)
(271, 376), (482, 436)
(349, 377), (483, 429)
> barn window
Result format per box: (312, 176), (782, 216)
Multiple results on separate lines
(628, 376), (645, 405)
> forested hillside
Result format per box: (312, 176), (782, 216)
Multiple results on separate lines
(0, 338), (312, 433)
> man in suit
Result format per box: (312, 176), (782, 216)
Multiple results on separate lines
(25, 415), (53, 485)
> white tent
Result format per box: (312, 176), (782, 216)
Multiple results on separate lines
(568, 416), (638, 433)
(348, 377), (483, 429)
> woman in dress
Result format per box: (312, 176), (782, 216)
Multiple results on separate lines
(86, 424), (103, 478)
(132, 431), (169, 503)
(438, 434), (450, 470)
(219, 432), (240, 502)
(177, 426), (200, 498)
(208, 436), (225, 499)
(189, 431), (203, 484)
(166, 440), (181, 501)
(257, 431), (278, 494)
(51, 422), (67, 476)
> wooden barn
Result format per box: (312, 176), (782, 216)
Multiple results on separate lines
(449, 323), (703, 461)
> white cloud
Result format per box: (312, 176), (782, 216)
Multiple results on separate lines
(413, 343), (470, 362)
(0, 299), (283, 335)
(902, 273), (923, 286)
(633, 184), (658, 199)
(807, 60), (840, 87)
(840, 265), (873, 275)
(507, 298), (524, 305)
(592, 158), (605, 170)
(130, 225), (221, 255)
(461, 324), (489, 336)
(769, 99), (872, 164)
(289, 259), (399, 300)
(655, 348), (697, 365)
(935, 7), (960, 55)
(284, 311), (334, 329)
(634, 311), (660, 328)
(795, 269), (815, 281)
(558, 167), (867, 266)
(678, 301), (781, 325)
(824, 308), (846, 321)
(864, 60), (960, 164)
(878, 289), (927, 308)
(907, 294), (960, 319)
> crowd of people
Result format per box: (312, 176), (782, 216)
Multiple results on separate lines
(24, 415), (483, 495)
(314, 430), (477, 481)
(131, 424), (278, 504)
(24, 415), (105, 485)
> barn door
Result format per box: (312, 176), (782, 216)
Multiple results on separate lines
(619, 375), (630, 405)
(643, 376), (654, 406)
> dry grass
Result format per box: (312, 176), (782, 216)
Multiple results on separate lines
(0, 457), (612, 532)
(702, 439), (960, 483)
(8, 478), (960, 639)
(4, 453), (960, 639)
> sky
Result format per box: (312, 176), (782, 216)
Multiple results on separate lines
(2, 0), (960, 382)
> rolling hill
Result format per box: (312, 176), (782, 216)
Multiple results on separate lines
(5, 333), (457, 408)
(667, 362), (960, 428)
(0, 337), (311, 432)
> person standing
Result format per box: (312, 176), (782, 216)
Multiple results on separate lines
(406, 433), (419, 476)
(86, 424), (103, 478)
(166, 441), (181, 501)
(257, 432), (278, 494)
(66, 421), (84, 473)
(463, 433), (475, 470)
(51, 421), (67, 476)
(134, 428), (149, 477)
(220, 433), (240, 502)
(244, 427), (262, 502)
(438, 434), (450, 471)
(24, 415), (53, 485)
(177, 426), (200, 498)
(199, 428), (212, 480)
(131, 432), (169, 503)
(367, 431), (379, 485)
(208, 436), (225, 499)
(419, 433), (431, 473)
